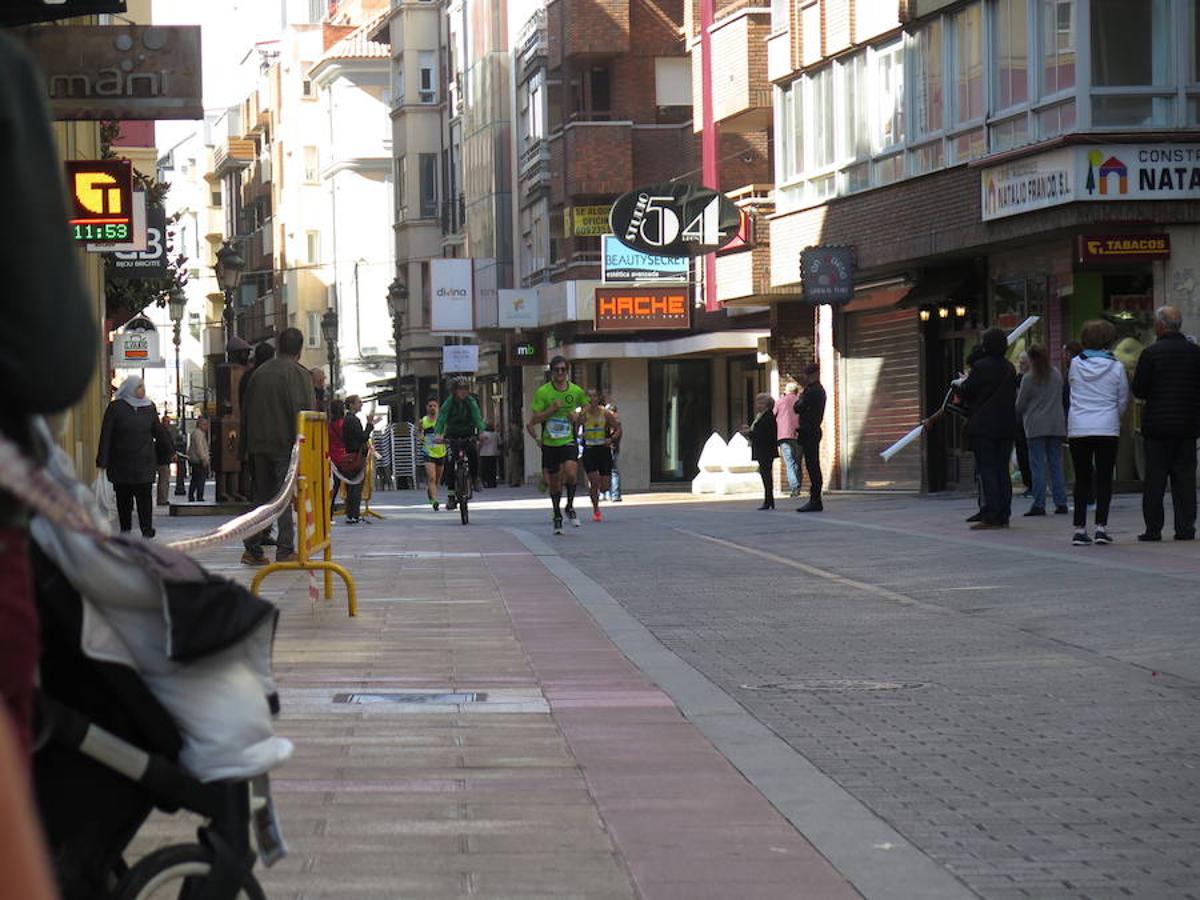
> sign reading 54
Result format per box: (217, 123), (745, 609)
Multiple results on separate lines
(608, 183), (742, 259)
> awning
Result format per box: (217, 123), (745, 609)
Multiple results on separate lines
(562, 330), (768, 360)
(898, 268), (977, 308)
(840, 283), (913, 314)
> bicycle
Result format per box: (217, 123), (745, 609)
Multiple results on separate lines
(444, 437), (476, 525)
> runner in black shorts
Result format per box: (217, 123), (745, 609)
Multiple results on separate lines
(529, 356), (589, 534)
(580, 389), (621, 522)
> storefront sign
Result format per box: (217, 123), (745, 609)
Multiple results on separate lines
(497, 288), (539, 328)
(113, 321), (163, 368)
(800, 246), (856, 304)
(717, 208), (754, 255)
(110, 205), (168, 276)
(602, 234), (689, 284)
(430, 259), (473, 332)
(594, 287), (691, 331)
(609, 183), (741, 257)
(982, 144), (1200, 221)
(473, 258), (498, 328)
(506, 332), (546, 366)
(18, 25), (203, 120)
(66, 159), (133, 244)
(442, 344), (479, 373)
(566, 205), (611, 237)
(1077, 233), (1171, 265)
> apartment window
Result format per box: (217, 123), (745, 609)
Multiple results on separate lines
(770, 0), (788, 32)
(394, 67), (405, 105)
(418, 51), (437, 103)
(804, 66), (835, 171)
(872, 41), (904, 152)
(801, 2), (821, 65)
(306, 311), (321, 349)
(307, 0), (322, 23)
(1091, 0), (1174, 125)
(1039, 0), (1075, 96)
(911, 18), (945, 137)
(210, 189), (222, 206)
(302, 78), (315, 99)
(993, 0), (1030, 111)
(654, 58), (692, 107)
(306, 231), (320, 264)
(775, 85), (797, 183)
(395, 155), (407, 221)
(952, 3), (985, 124)
(418, 153), (438, 219)
(837, 53), (869, 164)
(303, 146), (319, 182)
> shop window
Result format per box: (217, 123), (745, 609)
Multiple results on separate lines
(993, 0), (1030, 111)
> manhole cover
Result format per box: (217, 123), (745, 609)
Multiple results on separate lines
(739, 680), (926, 693)
(333, 691), (487, 704)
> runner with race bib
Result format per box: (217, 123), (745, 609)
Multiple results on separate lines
(529, 355), (589, 534)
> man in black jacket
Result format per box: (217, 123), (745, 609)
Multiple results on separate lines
(1132, 306), (1200, 541)
(959, 328), (1017, 529)
(793, 364), (827, 512)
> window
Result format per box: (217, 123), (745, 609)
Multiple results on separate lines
(654, 58), (692, 107)
(395, 155), (407, 221)
(210, 189), (222, 206)
(302, 78), (315, 99)
(393, 66), (405, 105)
(770, 0), (788, 32)
(303, 146), (319, 182)
(418, 51), (437, 103)
(1091, 0), (1174, 125)
(837, 53), (869, 164)
(306, 311), (321, 349)
(911, 19), (944, 137)
(993, 0), (1029, 111)
(872, 41), (904, 152)
(306, 231), (320, 264)
(418, 153), (438, 219)
(308, 0), (322, 23)
(952, 3), (985, 125)
(775, 85), (798, 183)
(1039, 0), (1075, 96)
(801, 2), (821, 66)
(804, 65), (835, 171)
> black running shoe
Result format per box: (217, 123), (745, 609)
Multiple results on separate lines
(553, 515), (564, 535)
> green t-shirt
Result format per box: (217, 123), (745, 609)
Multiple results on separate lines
(531, 380), (589, 447)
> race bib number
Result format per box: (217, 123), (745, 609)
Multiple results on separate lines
(546, 416), (572, 439)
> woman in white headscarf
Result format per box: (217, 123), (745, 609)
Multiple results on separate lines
(96, 375), (162, 537)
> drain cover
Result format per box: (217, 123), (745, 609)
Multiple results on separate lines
(333, 691), (487, 704)
(740, 680), (925, 693)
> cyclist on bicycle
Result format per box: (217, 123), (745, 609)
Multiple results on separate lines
(433, 376), (485, 511)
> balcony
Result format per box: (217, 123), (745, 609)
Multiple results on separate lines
(560, 120), (632, 199)
(213, 138), (255, 175)
(694, 9), (772, 135)
(516, 7), (547, 80)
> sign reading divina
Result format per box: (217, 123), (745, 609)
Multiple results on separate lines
(800, 246), (856, 305)
(66, 159), (133, 244)
(609, 183), (741, 258)
(595, 287), (691, 332)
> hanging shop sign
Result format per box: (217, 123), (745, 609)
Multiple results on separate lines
(981, 144), (1200, 221)
(594, 287), (691, 332)
(430, 258), (474, 332)
(1077, 233), (1171, 265)
(442, 344), (480, 374)
(113, 318), (164, 368)
(565, 205), (612, 237)
(66, 159), (133, 244)
(505, 332), (546, 366)
(18, 25), (203, 120)
(608, 183), (741, 257)
(497, 289), (539, 328)
(800, 246), (856, 305)
(601, 234), (689, 284)
(110, 205), (168, 276)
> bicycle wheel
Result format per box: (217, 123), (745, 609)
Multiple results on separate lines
(114, 843), (265, 900)
(456, 462), (469, 525)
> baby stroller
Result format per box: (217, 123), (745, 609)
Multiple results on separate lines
(15, 425), (292, 899)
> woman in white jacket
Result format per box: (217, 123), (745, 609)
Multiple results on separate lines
(1067, 319), (1130, 546)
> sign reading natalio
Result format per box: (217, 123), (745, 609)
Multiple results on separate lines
(430, 259), (474, 332)
(19, 25), (202, 120)
(594, 287), (691, 332)
(981, 144), (1200, 221)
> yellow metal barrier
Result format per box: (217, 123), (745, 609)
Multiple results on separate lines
(360, 439), (385, 520)
(251, 412), (359, 616)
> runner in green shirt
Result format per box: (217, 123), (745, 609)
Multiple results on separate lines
(529, 355), (589, 534)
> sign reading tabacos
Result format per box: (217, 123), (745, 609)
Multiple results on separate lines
(595, 287), (690, 332)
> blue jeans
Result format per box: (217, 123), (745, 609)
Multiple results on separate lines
(609, 449), (621, 499)
(1026, 436), (1068, 510)
(777, 440), (800, 493)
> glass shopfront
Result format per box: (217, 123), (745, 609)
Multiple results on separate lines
(649, 359), (711, 482)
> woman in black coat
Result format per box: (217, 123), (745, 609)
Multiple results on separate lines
(746, 392), (778, 510)
(96, 375), (162, 537)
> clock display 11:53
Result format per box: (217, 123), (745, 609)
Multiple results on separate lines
(73, 223), (130, 241)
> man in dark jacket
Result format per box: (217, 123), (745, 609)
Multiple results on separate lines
(1132, 306), (1200, 541)
(793, 363), (827, 512)
(959, 327), (1017, 529)
(240, 328), (314, 565)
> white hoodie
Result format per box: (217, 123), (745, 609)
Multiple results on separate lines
(1068, 354), (1130, 438)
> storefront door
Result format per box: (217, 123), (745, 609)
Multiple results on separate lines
(650, 359), (711, 482)
(727, 354), (762, 437)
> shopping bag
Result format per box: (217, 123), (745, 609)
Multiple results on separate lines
(92, 471), (116, 520)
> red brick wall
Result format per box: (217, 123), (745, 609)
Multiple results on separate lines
(565, 123), (633, 196)
(548, 0), (563, 70)
(718, 130), (771, 189)
(770, 302), (816, 385)
(634, 124), (698, 185)
(564, 0), (631, 59)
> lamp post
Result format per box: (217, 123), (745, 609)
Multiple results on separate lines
(321, 308), (339, 392)
(213, 241), (245, 346)
(168, 286), (187, 496)
(386, 276), (408, 416)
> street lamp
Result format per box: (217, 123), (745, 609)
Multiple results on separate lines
(168, 285), (187, 496)
(321, 308), (339, 391)
(386, 277), (408, 415)
(213, 241), (245, 345)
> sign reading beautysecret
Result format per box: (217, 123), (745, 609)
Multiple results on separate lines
(430, 259), (473, 332)
(601, 235), (689, 284)
(66, 159), (133, 244)
(594, 287), (691, 332)
(609, 183), (741, 257)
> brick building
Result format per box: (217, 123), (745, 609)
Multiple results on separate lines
(769, 0), (1200, 494)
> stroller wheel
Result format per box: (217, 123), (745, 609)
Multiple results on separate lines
(114, 844), (265, 900)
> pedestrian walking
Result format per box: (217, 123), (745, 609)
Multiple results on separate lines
(479, 422), (501, 488)
(1067, 319), (1130, 546)
(958, 328), (1018, 530)
(581, 390), (622, 521)
(96, 375), (162, 538)
(529, 355), (589, 534)
(794, 364), (827, 512)
(172, 414), (188, 496)
(342, 395), (376, 524)
(155, 412), (177, 507)
(774, 382), (802, 497)
(1015, 346), (1069, 516)
(186, 415), (211, 502)
(1131, 305), (1200, 541)
(746, 393), (777, 510)
(240, 327), (313, 565)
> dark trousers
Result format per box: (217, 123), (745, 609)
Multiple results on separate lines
(1142, 436), (1197, 538)
(798, 432), (822, 501)
(971, 436), (1013, 525)
(331, 473), (342, 516)
(114, 482), (154, 535)
(244, 454), (294, 555)
(1015, 427), (1032, 490)
(757, 459), (774, 508)
(1069, 436), (1118, 528)
(345, 479), (363, 520)
(187, 463), (207, 501)
(481, 455), (498, 488)
(175, 456), (188, 495)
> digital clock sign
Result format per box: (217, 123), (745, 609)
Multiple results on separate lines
(65, 159), (133, 244)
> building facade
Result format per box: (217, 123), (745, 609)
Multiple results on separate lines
(769, 0), (1200, 493)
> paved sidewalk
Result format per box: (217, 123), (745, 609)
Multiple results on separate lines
(136, 510), (864, 898)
